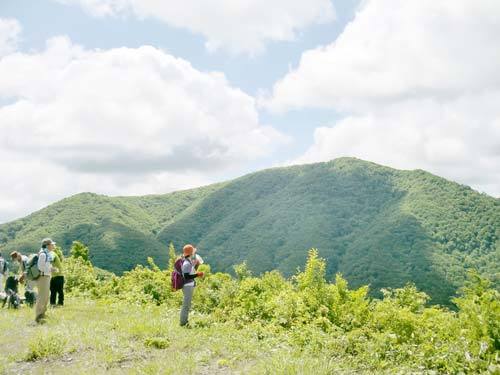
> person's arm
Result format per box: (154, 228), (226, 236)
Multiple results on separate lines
(182, 260), (203, 280)
(37, 252), (51, 275)
(17, 258), (26, 282)
(193, 254), (205, 270)
(183, 272), (201, 280)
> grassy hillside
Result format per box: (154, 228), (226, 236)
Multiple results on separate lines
(0, 158), (498, 303)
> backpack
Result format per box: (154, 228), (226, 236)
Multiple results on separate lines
(27, 249), (52, 281)
(24, 290), (36, 307)
(26, 254), (41, 281)
(171, 258), (185, 291)
(3, 276), (20, 309)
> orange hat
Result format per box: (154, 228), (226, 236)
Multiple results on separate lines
(183, 244), (194, 257)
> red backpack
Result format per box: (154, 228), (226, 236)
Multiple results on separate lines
(171, 258), (185, 291)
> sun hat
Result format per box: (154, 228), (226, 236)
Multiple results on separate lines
(41, 238), (56, 247)
(183, 244), (194, 257)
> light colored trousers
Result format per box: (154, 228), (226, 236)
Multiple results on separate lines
(35, 275), (51, 319)
(180, 284), (194, 326)
(0, 274), (4, 292)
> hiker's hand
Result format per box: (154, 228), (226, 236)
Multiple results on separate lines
(193, 259), (200, 270)
(196, 272), (205, 278)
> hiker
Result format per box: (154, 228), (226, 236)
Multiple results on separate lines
(35, 238), (58, 323)
(180, 244), (204, 326)
(10, 251), (37, 306)
(2, 275), (21, 309)
(49, 248), (64, 307)
(0, 252), (7, 292)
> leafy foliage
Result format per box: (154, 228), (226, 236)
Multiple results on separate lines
(1, 247), (499, 373)
(56, 248), (499, 373)
(70, 241), (89, 261)
(25, 334), (68, 361)
(144, 337), (170, 349)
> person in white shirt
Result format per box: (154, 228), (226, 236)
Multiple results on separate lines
(10, 251), (36, 295)
(35, 238), (58, 323)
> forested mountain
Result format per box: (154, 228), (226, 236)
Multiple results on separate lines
(1, 158), (498, 304)
(0, 184), (223, 273)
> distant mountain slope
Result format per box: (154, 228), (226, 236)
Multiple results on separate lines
(157, 159), (499, 304)
(0, 158), (498, 304)
(0, 184), (221, 273)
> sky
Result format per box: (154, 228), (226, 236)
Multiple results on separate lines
(0, 0), (499, 223)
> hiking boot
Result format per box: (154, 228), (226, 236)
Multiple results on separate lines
(35, 314), (46, 323)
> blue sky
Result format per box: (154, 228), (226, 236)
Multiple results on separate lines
(0, 0), (499, 222)
(0, 0), (358, 175)
(0, 0), (357, 91)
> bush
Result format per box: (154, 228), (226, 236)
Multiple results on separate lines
(99, 258), (175, 305)
(61, 245), (499, 373)
(64, 257), (99, 295)
(144, 337), (170, 349)
(25, 334), (67, 361)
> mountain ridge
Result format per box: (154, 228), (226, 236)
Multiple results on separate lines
(1, 157), (498, 305)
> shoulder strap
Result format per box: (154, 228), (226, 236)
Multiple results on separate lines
(38, 249), (49, 263)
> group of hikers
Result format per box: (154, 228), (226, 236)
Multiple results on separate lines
(1, 239), (204, 326)
(0, 238), (64, 323)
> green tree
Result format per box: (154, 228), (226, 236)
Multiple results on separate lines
(70, 241), (90, 262)
(453, 270), (500, 357)
(53, 245), (64, 261)
(167, 242), (176, 270)
(233, 261), (252, 281)
(296, 249), (326, 290)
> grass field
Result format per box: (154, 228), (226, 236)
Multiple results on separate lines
(0, 298), (422, 375)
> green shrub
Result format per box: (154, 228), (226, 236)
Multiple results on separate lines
(25, 334), (67, 361)
(64, 256), (99, 295)
(99, 258), (174, 305)
(59, 245), (499, 373)
(144, 337), (170, 349)
(453, 270), (500, 372)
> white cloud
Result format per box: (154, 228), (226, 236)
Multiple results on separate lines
(0, 18), (21, 58)
(0, 33), (286, 222)
(266, 0), (500, 197)
(0, 150), (214, 223)
(55, 0), (335, 55)
(266, 0), (500, 112)
(295, 93), (500, 196)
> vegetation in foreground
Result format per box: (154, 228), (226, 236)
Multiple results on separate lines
(1, 245), (498, 374)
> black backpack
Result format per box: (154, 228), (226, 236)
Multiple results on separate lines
(25, 290), (36, 307)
